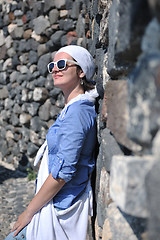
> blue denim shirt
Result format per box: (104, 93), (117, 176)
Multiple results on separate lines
(46, 99), (97, 210)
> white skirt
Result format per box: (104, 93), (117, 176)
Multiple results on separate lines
(26, 141), (93, 240)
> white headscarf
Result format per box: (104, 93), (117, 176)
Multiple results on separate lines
(56, 45), (96, 82)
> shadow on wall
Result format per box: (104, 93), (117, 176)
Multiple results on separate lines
(119, 208), (147, 240)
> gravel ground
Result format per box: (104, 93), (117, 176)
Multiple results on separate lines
(0, 161), (35, 239)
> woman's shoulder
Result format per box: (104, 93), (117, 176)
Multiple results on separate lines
(58, 99), (96, 122)
(65, 100), (96, 124)
(68, 99), (95, 113)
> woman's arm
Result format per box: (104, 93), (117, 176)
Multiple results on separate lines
(12, 173), (65, 237)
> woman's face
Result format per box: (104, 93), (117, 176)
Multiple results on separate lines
(51, 52), (83, 94)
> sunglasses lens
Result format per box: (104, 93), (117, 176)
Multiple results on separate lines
(48, 62), (55, 73)
(48, 60), (66, 73)
(57, 60), (66, 70)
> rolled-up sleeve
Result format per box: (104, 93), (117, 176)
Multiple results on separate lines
(50, 156), (64, 179)
(49, 103), (93, 183)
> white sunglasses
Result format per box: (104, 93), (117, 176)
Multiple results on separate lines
(47, 59), (80, 73)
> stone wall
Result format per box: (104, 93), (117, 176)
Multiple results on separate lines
(0, 0), (89, 169)
(0, 0), (160, 239)
(91, 0), (160, 239)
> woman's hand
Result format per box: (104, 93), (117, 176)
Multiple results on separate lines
(11, 209), (34, 237)
(11, 174), (65, 237)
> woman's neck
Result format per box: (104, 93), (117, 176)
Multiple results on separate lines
(64, 87), (84, 105)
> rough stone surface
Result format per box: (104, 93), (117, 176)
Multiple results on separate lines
(102, 218), (112, 240)
(99, 128), (124, 172)
(107, 0), (151, 78)
(38, 99), (51, 121)
(145, 160), (160, 240)
(33, 87), (48, 102)
(33, 16), (50, 35)
(96, 167), (112, 228)
(110, 155), (154, 218)
(0, 86), (8, 99)
(37, 53), (51, 76)
(128, 52), (160, 148)
(105, 80), (141, 152)
(142, 18), (160, 54)
(49, 9), (59, 24)
(107, 203), (147, 240)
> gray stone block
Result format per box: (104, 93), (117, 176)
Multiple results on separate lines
(96, 127), (123, 228)
(54, 0), (66, 9)
(104, 80), (142, 152)
(37, 53), (51, 76)
(0, 72), (7, 84)
(107, 0), (151, 78)
(96, 167), (111, 228)
(110, 155), (154, 218)
(30, 116), (47, 133)
(27, 142), (39, 157)
(142, 18), (160, 54)
(51, 30), (65, 45)
(0, 86), (8, 100)
(108, 203), (147, 240)
(33, 16), (50, 35)
(128, 53), (160, 148)
(148, 0), (160, 22)
(145, 160), (160, 240)
(95, 48), (105, 98)
(101, 128), (124, 172)
(49, 9), (59, 25)
(70, 0), (81, 19)
(152, 130), (160, 159)
(33, 87), (48, 102)
(44, 0), (56, 13)
(38, 99), (51, 121)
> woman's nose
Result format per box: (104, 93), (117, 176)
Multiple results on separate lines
(52, 63), (59, 73)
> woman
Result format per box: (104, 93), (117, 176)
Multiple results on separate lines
(5, 45), (98, 240)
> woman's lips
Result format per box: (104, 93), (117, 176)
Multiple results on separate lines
(54, 74), (63, 79)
